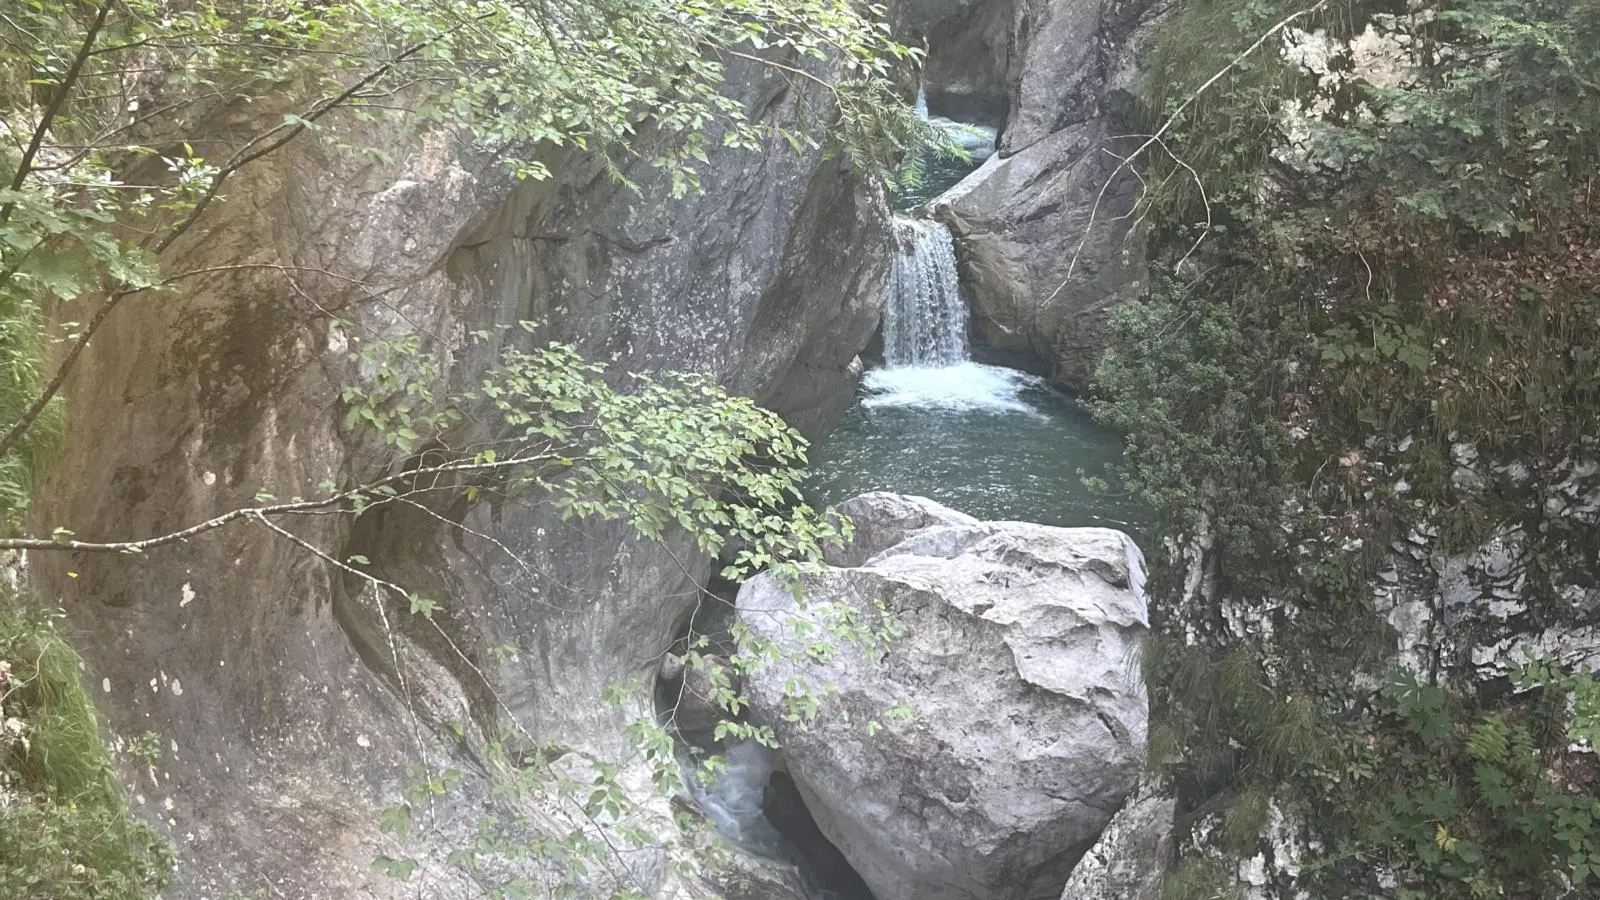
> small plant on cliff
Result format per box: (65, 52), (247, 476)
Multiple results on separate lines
(0, 600), (172, 899)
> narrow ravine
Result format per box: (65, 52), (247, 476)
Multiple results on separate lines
(673, 96), (1144, 900)
(806, 213), (1144, 534)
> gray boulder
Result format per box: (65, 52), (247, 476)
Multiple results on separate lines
(930, 0), (1167, 391)
(738, 494), (1148, 900)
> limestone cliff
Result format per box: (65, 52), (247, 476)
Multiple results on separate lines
(25, 52), (889, 898)
(915, 0), (1167, 391)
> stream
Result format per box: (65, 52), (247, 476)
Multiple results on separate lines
(804, 216), (1143, 535)
(672, 102), (1143, 900)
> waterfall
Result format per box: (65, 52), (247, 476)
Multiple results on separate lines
(685, 740), (787, 858)
(884, 217), (969, 368)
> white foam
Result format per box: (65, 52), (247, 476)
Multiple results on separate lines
(685, 740), (787, 856)
(860, 362), (1049, 417)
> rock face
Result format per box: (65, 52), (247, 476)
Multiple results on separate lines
(930, 0), (1166, 391)
(897, 0), (1017, 128)
(738, 493), (1149, 900)
(26, 52), (889, 898)
(1058, 779), (1175, 900)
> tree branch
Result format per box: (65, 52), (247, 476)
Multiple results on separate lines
(0, 20), (479, 461)
(0, 453), (553, 552)
(0, 0), (114, 226)
(1048, 1), (1328, 305)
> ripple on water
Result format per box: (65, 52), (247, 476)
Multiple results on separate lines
(807, 364), (1148, 536)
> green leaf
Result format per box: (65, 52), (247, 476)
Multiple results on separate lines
(408, 594), (439, 618)
(372, 856), (417, 881)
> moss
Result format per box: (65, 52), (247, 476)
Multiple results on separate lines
(0, 598), (171, 899)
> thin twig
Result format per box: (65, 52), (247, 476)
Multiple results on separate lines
(1049, 2), (1328, 304)
(0, 0), (114, 226)
(250, 511), (432, 771)
(0, 453), (554, 552)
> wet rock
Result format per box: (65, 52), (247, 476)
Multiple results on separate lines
(900, 0), (1016, 128)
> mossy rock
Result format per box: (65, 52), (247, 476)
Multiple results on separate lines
(0, 599), (172, 899)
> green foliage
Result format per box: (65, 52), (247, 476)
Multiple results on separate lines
(1302, 665), (1600, 898)
(0, 0), (929, 521)
(340, 324), (852, 589)
(1106, 0), (1600, 895)
(1143, 637), (1327, 793)
(1310, 0), (1600, 236)
(0, 601), (172, 898)
(339, 324), (895, 891)
(1091, 273), (1299, 571)
(1108, 0), (1600, 671)
(1138, 0), (1326, 230)
(1162, 856), (1244, 900)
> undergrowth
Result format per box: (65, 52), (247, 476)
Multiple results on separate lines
(0, 598), (171, 899)
(1097, 0), (1600, 896)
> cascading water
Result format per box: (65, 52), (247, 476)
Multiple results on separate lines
(884, 217), (969, 368)
(684, 740), (787, 857)
(866, 215), (1048, 416)
(894, 85), (998, 209)
(806, 143), (1148, 535)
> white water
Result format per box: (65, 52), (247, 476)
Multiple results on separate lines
(860, 362), (1048, 417)
(885, 217), (969, 367)
(684, 740), (787, 858)
(878, 216), (1050, 415)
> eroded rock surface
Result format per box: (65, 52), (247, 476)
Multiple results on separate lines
(739, 493), (1148, 900)
(28, 51), (889, 899)
(1058, 779), (1176, 900)
(930, 0), (1168, 390)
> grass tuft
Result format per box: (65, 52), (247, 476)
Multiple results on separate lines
(0, 597), (171, 899)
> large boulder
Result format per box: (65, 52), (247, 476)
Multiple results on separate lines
(27, 49), (890, 898)
(738, 494), (1149, 900)
(930, 0), (1166, 391)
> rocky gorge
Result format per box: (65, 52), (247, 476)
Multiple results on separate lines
(3, 1), (1599, 900)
